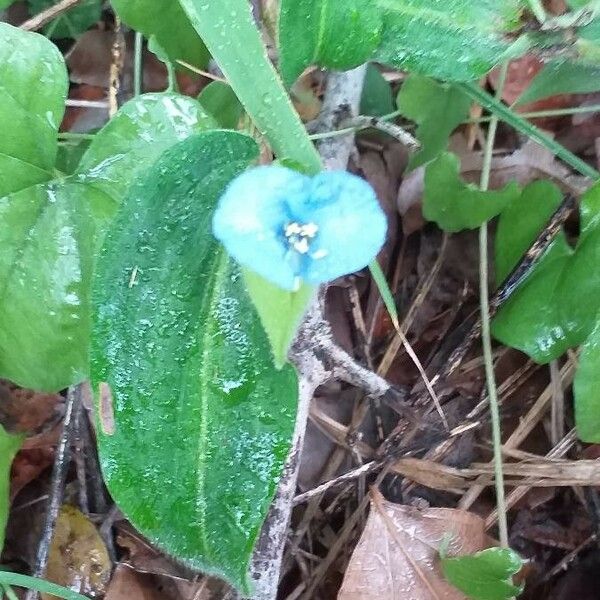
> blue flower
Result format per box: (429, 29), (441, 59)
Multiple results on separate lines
(212, 166), (387, 291)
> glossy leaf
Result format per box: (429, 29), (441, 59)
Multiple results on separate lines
(574, 320), (600, 442)
(198, 81), (244, 129)
(360, 64), (394, 117)
(0, 181), (112, 391)
(373, 0), (528, 82)
(492, 181), (600, 365)
(0, 94), (212, 392)
(0, 23), (68, 196)
(441, 547), (523, 600)
(92, 132), (298, 593)
(77, 93), (215, 199)
(396, 74), (471, 170)
(278, 0), (382, 87)
(494, 180), (563, 284)
(492, 239), (573, 363)
(0, 0), (16, 7)
(423, 152), (520, 232)
(517, 60), (600, 105)
(111, 0), (209, 68)
(0, 425), (23, 551)
(243, 269), (315, 368)
(27, 0), (101, 39)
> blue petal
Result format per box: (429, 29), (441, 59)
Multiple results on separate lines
(212, 166), (311, 290)
(293, 171), (387, 284)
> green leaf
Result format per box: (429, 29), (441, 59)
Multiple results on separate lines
(556, 183), (600, 344)
(517, 60), (600, 105)
(0, 0), (17, 7)
(423, 152), (520, 232)
(360, 64), (394, 117)
(396, 74), (471, 170)
(0, 572), (89, 600)
(27, 0), (101, 39)
(0, 425), (23, 551)
(492, 181), (600, 364)
(0, 181), (111, 391)
(494, 180), (563, 284)
(179, 0), (322, 174)
(574, 319), (600, 442)
(243, 269), (315, 368)
(0, 23), (68, 197)
(278, 0), (382, 87)
(56, 139), (92, 175)
(373, 0), (528, 82)
(77, 93), (215, 199)
(441, 547), (523, 600)
(92, 132), (298, 594)
(0, 93), (213, 392)
(111, 0), (210, 68)
(492, 238), (573, 363)
(198, 81), (244, 129)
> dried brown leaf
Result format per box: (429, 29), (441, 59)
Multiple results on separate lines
(338, 490), (492, 600)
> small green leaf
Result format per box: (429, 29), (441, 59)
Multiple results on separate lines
(360, 64), (394, 117)
(495, 180), (563, 284)
(279, 0), (383, 87)
(111, 0), (209, 68)
(396, 74), (471, 170)
(574, 319), (600, 442)
(243, 269), (315, 368)
(27, 0), (101, 39)
(517, 60), (600, 105)
(0, 23), (68, 196)
(373, 0), (528, 82)
(92, 132), (298, 594)
(56, 139), (92, 175)
(423, 152), (520, 232)
(198, 81), (244, 129)
(441, 547), (523, 600)
(0, 425), (23, 551)
(0, 0), (17, 7)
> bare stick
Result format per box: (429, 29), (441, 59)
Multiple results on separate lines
(20, 0), (83, 31)
(24, 386), (81, 600)
(249, 66), (368, 600)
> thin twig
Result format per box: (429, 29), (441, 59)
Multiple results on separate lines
(24, 386), (81, 600)
(20, 0), (83, 31)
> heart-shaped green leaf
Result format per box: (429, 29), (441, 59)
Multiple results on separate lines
(0, 90), (213, 392)
(92, 132), (298, 593)
(423, 152), (520, 232)
(0, 23), (67, 196)
(111, 0), (210, 68)
(574, 319), (600, 442)
(278, 0), (383, 87)
(373, 0), (527, 82)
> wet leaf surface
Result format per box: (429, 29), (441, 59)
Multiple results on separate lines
(0, 23), (67, 196)
(92, 132), (298, 593)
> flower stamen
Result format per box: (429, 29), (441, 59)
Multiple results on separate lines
(284, 221), (319, 254)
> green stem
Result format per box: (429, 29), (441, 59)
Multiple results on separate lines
(458, 82), (600, 180)
(57, 132), (96, 141)
(134, 31), (143, 97)
(179, 0), (322, 174)
(479, 65), (509, 548)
